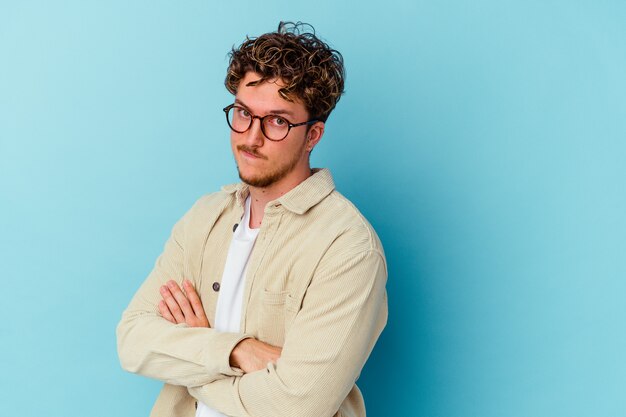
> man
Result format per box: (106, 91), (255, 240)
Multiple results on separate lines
(117, 22), (388, 417)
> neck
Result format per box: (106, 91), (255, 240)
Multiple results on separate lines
(247, 165), (313, 229)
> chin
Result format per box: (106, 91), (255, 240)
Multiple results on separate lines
(240, 176), (275, 188)
(237, 167), (271, 188)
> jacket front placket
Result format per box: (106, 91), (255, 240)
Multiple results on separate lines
(198, 195), (244, 323)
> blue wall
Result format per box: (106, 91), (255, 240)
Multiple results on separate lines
(1, 1), (625, 416)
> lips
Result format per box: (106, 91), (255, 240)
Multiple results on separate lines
(238, 146), (267, 160)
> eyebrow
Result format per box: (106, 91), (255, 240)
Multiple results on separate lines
(234, 99), (295, 117)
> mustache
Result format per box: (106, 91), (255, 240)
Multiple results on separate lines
(237, 145), (268, 160)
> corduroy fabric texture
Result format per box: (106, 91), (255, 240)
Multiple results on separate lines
(116, 168), (388, 417)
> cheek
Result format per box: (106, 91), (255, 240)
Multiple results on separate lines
(230, 132), (240, 149)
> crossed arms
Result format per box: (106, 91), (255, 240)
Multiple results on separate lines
(117, 210), (388, 417)
(158, 278), (282, 374)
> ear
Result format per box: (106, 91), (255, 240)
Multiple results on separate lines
(306, 122), (325, 152)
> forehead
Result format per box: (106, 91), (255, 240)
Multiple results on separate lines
(236, 72), (307, 116)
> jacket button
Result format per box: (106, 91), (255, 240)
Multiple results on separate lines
(212, 282), (220, 292)
(233, 223), (238, 232)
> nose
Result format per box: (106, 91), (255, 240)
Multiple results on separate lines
(244, 116), (265, 147)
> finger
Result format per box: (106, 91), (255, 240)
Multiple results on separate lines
(167, 280), (195, 319)
(160, 285), (185, 323)
(184, 280), (207, 319)
(158, 300), (176, 323)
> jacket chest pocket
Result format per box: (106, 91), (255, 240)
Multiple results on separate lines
(257, 290), (300, 347)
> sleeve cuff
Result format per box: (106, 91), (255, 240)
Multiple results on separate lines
(204, 331), (252, 377)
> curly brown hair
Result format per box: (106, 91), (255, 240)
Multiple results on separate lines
(225, 22), (345, 122)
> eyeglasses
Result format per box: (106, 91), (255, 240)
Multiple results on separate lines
(223, 104), (319, 141)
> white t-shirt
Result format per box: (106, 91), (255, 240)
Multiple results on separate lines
(196, 196), (259, 417)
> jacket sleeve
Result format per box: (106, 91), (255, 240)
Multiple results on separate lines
(188, 246), (388, 417)
(116, 200), (251, 388)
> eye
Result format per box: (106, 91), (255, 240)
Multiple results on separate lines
(237, 107), (251, 119)
(267, 115), (288, 127)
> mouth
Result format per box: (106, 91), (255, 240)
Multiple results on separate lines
(238, 146), (267, 160)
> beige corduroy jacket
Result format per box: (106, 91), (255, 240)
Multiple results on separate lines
(116, 169), (388, 417)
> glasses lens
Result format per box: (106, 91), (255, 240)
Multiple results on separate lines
(227, 106), (251, 133)
(262, 115), (290, 140)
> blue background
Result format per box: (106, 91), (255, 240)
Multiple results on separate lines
(1, 1), (625, 416)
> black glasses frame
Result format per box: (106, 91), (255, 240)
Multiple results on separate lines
(223, 104), (319, 141)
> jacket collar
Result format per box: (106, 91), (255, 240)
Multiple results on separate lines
(221, 168), (335, 215)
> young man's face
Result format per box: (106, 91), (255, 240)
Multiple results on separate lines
(230, 71), (322, 189)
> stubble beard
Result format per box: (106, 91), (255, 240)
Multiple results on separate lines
(236, 146), (303, 188)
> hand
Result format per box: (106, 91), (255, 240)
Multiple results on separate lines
(230, 338), (282, 374)
(158, 279), (209, 328)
